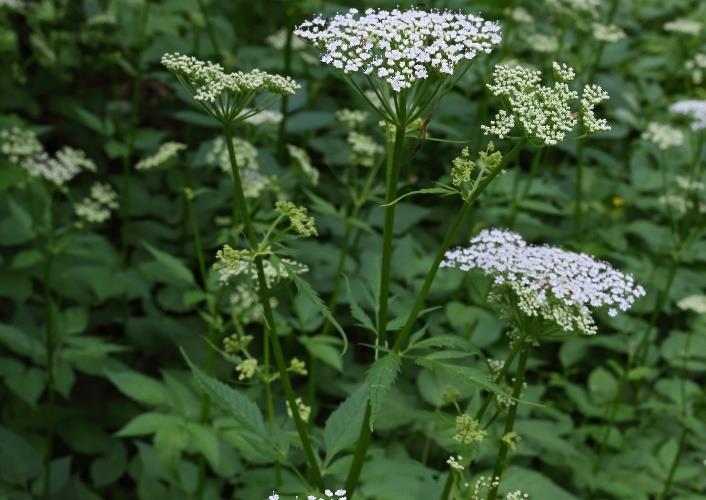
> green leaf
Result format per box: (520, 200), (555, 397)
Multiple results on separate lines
(382, 186), (459, 207)
(105, 370), (167, 406)
(142, 242), (195, 286)
(406, 334), (482, 354)
(416, 358), (507, 399)
(183, 352), (268, 439)
(323, 385), (368, 466)
(116, 413), (183, 437)
(0, 323), (44, 360)
(366, 353), (401, 431)
(280, 258), (348, 355)
(299, 335), (343, 372)
(0, 426), (42, 484)
(345, 276), (376, 334)
(186, 422), (220, 467)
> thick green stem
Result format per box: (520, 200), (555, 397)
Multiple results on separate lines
(223, 124), (323, 489)
(486, 347), (530, 500)
(378, 122), (407, 349)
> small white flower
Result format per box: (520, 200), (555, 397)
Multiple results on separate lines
(592, 23), (626, 43)
(135, 142), (185, 170)
(446, 454), (465, 471)
(663, 18), (701, 35)
(677, 295), (706, 315)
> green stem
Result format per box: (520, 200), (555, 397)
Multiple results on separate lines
(276, 20), (294, 161)
(509, 148), (542, 228)
(196, 0), (222, 56)
(378, 119), (407, 349)
(439, 346), (521, 500)
(344, 404), (373, 495)
(574, 140), (586, 238)
(486, 347), (530, 500)
(42, 194), (56, 500)
(223, 124), (323, 490)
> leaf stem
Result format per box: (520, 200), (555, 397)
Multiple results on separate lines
(223, 123), (324, 490)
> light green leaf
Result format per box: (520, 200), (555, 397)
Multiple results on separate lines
(142, 242), (195, 286)
(366, 353), (401, 431)
(323, 385), (368, 466)
(105, 370), (167, 406)
(116, 413), (183, 437)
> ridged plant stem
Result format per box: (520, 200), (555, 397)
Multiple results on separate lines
(223, 124), (323, 490)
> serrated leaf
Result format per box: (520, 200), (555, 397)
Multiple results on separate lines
(416, 358), (507, 398)
(366, 353), (401, 431)
(323, 385), (368, 466)
(345, 276), (376, 334)
(382, 186), (459, 207)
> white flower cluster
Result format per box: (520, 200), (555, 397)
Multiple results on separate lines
(266, 28), (307, 51)
(229, 284), (277, 324)
(235, 358), (258, 381)
(207, 137), (271, 198)
(663, 19), (701, 36)
(686, 54), (706, 85)
(483, 63), (610, 145)
(642, 122), (685, 150)
(336, 109), (368, 129)
(214, 244), (308, 288)
(74, 182), (119, 223)
(286, 397), (312, 423)
(243, 109), (283, 126)
(269, 489), (346, 500)
(294, 7), (501, 92)
(161, 53), (299, 103)
(677, 295), (706, 315)
(348, 131), (384, 167)
(135, 142), (185, 170)
(545, 0), (600, 19)
(468, 475), (529, 500)
(670, 100), (706, 131)
(446, 454), (464, 471)
(524, 33), (558, 53)
(287, 144), (320, 185)
(442, 229), (645, 335)
(0, 128), (97, 185)
(592, 23), (626, 43)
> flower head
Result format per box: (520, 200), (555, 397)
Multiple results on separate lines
(295, 7), (501, 93)
(135, 142), (186, 170)
(287, 144), (320, 185)
(592, 23), (626, 43)
(442, 228), (645, 335)
(236, 358), (258, 381)
(275, 200), (318, 237)
(483, 63), (610, 145)
(663, 19), (701, 36)
(74, 182), (119, 224)
(677, 295), (706, 315)
(447, 455), (465, 471)
(286, 397), (311, 423)
(161, 53), (299, 123)
(454, 413), (486, 444)
(642, 122), (684, 150)
(670, 100), (706, 131)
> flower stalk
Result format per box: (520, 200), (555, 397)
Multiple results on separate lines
(223, 123), (324, 489)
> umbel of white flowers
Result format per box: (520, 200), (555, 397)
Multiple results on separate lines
(161, 53), (299, 124)
(670, 100), (706, 131)
(0, 127), (96, 185)
(482, 62), (610, 146)
(442, 229), (645, 336)
(294, 7), (501, 92)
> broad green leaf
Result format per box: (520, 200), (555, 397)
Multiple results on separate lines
(142, 242), (195, 286)
(116, 413), (183, 437)
(299, 335), (343, 372)
(186, 422), (220, 467)
(323, 385), (368, 465)
(0, 426), (42, 484)
(366, 353), (401, 431)
(105, 370), (167, 406)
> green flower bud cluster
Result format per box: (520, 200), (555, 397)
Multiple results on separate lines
(275, 201), (318, 237)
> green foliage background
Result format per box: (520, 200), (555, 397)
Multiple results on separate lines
(0, 0), (705, 499)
